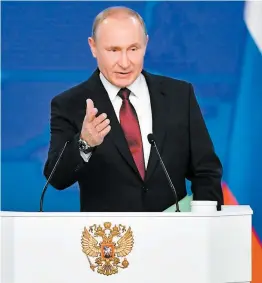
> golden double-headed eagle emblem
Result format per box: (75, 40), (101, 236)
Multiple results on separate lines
(81, 222), (134, 276)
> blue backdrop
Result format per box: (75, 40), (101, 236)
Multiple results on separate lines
(1, 1), (261, 245)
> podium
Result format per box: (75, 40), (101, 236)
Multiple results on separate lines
(1, 202), (252, 283)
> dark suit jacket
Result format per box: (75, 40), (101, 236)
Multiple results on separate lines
(44, 69), (224, 212)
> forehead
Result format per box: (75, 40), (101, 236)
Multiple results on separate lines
(95, 16), (145, 45)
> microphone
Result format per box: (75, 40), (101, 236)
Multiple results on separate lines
(147, 134), (180, 212)
(39, 141), (69, 212)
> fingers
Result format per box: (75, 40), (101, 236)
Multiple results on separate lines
(93, 113), (108, 127)
(95, 118), (110, 132)
(82, 98), (111, 146)
(86, 99), (109, 130)
(99, 124), (111, 139)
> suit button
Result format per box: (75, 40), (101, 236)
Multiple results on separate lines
(142, 186), (148, 192)
(75, 164), (81, 172)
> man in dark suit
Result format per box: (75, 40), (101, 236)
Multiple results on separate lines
(44, 6), (224, 212)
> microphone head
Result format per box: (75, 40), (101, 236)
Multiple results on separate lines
(147, 133), (155, 145)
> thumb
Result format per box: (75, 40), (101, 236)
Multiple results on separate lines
(86, 99), (96, 122)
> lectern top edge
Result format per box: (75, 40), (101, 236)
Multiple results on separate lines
(0, 206), (253, 218)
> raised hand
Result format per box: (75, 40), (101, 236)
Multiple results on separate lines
(80, 99), (111, 147)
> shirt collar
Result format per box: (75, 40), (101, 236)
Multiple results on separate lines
(99, 72), (143, 102)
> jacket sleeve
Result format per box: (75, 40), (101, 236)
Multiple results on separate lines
(43, 96), (86, 190)
(186, 83), (224, 209)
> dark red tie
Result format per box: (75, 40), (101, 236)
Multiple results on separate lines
(118, 88), (145, 179)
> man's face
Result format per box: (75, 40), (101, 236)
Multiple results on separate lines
(88, 15), (148, 88)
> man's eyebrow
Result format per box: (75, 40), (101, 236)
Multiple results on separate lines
(106, 43), (141, 49)
(129, 43), (141, 48)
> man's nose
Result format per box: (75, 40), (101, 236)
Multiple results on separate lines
(118, 52), (130, 69)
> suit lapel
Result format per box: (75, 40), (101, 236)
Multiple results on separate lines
(85, 69), (142, 178)
(142, 71), (167, 182)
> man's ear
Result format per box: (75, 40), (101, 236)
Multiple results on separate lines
(143, 34), (149, 54)
(146, 34), (149, 45)
(88, 37), (97, 58)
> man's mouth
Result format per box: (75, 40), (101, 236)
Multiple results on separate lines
(117, 72), (130, 75)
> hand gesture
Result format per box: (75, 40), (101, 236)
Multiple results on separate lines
(80, 99), (111, 147)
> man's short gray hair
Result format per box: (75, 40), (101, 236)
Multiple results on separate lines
(91, 6), (147, 40)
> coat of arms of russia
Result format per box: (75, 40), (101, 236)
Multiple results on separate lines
(81, 222), (134, 276)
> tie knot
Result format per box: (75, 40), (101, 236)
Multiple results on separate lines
(118, 88), (131, 100)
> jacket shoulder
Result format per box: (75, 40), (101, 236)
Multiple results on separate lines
(143, 71), (193, 95)
(51, 80), (90, 106)
(149, 72), (192, 89)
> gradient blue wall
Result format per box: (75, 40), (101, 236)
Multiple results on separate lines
(1, 1), (261, 242)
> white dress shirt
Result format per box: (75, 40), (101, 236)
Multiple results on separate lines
(80, 72), (152, 168)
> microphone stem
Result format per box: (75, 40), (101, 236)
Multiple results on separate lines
(153, 142), (180, 212)
(39, 141), (68, 212)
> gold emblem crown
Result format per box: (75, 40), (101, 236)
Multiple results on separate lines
(81, 222), (134, 276)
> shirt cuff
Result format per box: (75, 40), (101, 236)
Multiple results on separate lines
(80, 151), (92, 162)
